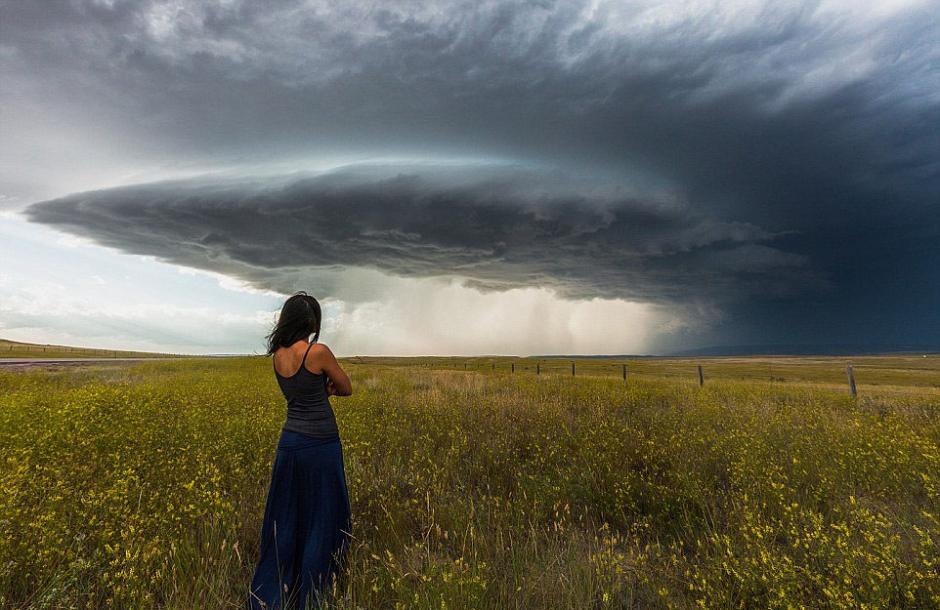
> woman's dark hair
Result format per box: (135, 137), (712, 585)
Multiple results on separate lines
(265, 291), (322, 355)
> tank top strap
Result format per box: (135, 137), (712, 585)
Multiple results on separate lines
(300, 341), (315, 366)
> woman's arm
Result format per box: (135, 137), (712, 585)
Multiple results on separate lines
(310, 343), (352, 396)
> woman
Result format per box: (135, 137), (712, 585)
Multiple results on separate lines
(248, 291), (353, 610)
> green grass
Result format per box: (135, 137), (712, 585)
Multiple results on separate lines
(1, 357), (938, 608)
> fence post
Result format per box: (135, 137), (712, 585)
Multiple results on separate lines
(511, 362), (515, 374)
(847, 365), (857, 397)
(697, 364), (704, 386)
(536, 362), (540, 376)
(492, 362), (495, 371)
(622, 363), (627, 381)
(571, 361), (576, 376)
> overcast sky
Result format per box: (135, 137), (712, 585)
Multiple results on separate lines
(1, 0), (938, 355)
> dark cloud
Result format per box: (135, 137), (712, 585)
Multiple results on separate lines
(24, 165), (815, 306)
(5, 0), (940, 349)
(3, 1), (938, 207)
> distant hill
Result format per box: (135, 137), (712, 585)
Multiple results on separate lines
(0, 338), (187, 359)
(533, 354), (655, 359)
(667, 344), (940, 357)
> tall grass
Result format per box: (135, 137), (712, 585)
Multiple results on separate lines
(1, 358), (937, 608)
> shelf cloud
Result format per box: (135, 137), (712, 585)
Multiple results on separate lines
(25, 165), (817, 309)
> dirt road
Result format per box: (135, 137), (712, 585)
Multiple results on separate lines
(0, 357), (180, 371)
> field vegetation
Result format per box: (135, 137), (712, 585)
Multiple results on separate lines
(1, 355), (938, 608)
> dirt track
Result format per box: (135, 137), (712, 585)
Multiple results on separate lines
(0, 358), (179, 371)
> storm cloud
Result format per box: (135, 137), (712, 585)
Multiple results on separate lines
(24, 165), (815, 305)
(5, 0), (940, 351)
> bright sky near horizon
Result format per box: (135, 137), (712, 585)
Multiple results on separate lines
(1, 0), (938, 355)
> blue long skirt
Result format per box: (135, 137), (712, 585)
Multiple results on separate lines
(248, 429), (352, 610)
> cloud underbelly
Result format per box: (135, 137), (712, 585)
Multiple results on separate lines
(24, 164), (815, 308)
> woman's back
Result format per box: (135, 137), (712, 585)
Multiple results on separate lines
(273, 341), (339, 439)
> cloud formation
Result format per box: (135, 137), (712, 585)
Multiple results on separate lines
(4, 0), (938, 217)
(24, 165), (815, 307)
(5, 0), (940, 351)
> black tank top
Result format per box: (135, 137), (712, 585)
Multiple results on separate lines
(273, 342), (340, 439)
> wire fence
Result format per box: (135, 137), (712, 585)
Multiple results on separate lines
(1, 343), (185, 359)
(345, 354), (940, 396)
(5, 344), (937, 395)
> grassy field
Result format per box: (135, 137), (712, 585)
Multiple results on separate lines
(1, 356), (938, 608)
(0, 338), (187, 359)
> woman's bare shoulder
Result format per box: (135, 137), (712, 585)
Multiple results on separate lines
(308, 343), (336, 358)
(302, 343), (335, 374)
